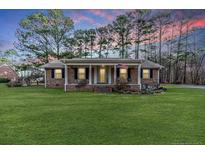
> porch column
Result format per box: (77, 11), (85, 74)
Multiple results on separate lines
(94, 66), (97, 84)
(157, 69), (160, 84)
(89, 65), (92, 85)
(108, 66), (112, 84)
(138, 64), (141, 90)
(114, 65), (117, 84)
(44, 69), (47, 88)
(64, 64), (68, 92)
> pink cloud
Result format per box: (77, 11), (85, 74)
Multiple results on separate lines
(88, 9), (114, 21)
(151, 18), (205, 43)
(72, 12), (95, 24)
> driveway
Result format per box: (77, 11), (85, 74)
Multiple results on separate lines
(171, 84), (205, 89)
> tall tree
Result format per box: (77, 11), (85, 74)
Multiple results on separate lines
(112, 15), (132, 58)
(96, 26), (108, 58)
(127, 9), (153, 59)
(153, 11), (171, 65)
(48, 10), (74, 59)
(4, 49), (18, 64)
(86, 29), (96, 58)
(72, 29), (89, 58)
(16, 10), (74, 63)
(104, 24), (115, 58)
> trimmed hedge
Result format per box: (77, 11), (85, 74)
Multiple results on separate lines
(7, 81), (22, 87)
(0, 77), (10, 83)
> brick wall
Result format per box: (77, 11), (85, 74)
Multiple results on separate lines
(142, 69), (159, 85)
(0, 65), (18, 81)
(66, 84), (93, 91)
(46, 69), (64, 88)
(130, 67), (138, 84)
(68, 67), (76, 84)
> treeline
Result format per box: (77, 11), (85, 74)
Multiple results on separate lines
(14, 9), (205, 84)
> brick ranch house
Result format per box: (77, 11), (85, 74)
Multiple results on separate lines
(42, 58), (163, 92)
(0, 63), (18, 81)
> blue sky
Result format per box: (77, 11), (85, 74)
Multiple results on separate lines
(1, 9), (205, 52)
(0, 9), (127, 51)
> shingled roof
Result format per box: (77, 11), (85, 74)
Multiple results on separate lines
(61, 58), (142, 64)
(141, 60), (164, 69)
(41, 58), (163, 69)
(41, 60), (64, 68)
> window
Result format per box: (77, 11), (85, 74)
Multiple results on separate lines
(120, 68), (127, 79)
(55, 69), (62, 79)
(78, 68), (86, 80)
(143, 69), (150, 79)
(99, 67), (106, 83)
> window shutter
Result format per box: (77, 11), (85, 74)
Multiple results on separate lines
(74, 68), (78, 79)
(51, 69), (55, 78)
(150, 69), (153, 78)
(117, 68), (119, 77)
(62, 68), (65, 78)
(141, 69), (143, 78)
(86, 68), (89, 79)
(128, 68), (131, 80)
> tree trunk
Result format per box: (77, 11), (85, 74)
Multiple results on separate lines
(174, 21), (183, 83)
(159, 23), (162, 65)
(57, 43), (60, 60)
(183, 53), (187, 84)
(183, 23), (189, 84)
(99, 43), (102, 58)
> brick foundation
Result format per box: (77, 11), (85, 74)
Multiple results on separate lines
(65, 84), (140, 92)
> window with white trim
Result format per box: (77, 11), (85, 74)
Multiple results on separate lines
(120, 68), (127, 79)
(55, 69), (62, 79)
(143, 69), (150, 79)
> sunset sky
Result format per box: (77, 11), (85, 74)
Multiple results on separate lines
(0, 9), (127, 51)
(1, 9), (205, 52)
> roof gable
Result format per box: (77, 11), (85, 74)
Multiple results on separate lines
(141, 60), (164, 69)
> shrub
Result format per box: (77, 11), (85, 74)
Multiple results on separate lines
(7, 81), (22, 87)
(76, 79), (88, 88)
(0, 77), (10, 83)
(113, 77), (130, 93)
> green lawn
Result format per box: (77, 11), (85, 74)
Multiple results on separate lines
(0, 83), (205, 144)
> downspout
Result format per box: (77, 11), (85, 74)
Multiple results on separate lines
(138, 64), (141, 90)
(64, 64), (68, 92)
(44, 69), (47, 88)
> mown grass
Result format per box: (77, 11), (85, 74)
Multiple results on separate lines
(0, 83), (205, 144)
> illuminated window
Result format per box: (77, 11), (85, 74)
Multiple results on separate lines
(78, 68), (86, 80)
(120, 68), (127, 79)
(99, 67), (106, 83)
(55, 69), (62, 79)
(143, 69), (150, 79)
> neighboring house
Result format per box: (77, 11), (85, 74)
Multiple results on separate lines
(0, 63), (19, 81)
(42, 58), (163, 92)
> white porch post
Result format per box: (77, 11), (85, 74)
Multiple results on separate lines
(157, 69), (160, 84)
(138, 64), (141, 90)
(108, 66), (112, 84)
(94, 66), (97, 84)
(44, 69), (47, 88)
(89, 65), (92, 85)
(64, 64), (68, 92)
(114, 65), (117, 84)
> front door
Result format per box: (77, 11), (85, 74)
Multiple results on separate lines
(99, 67), (106, 83)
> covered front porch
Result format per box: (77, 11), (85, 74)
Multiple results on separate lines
(64, 63), (141, 92)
